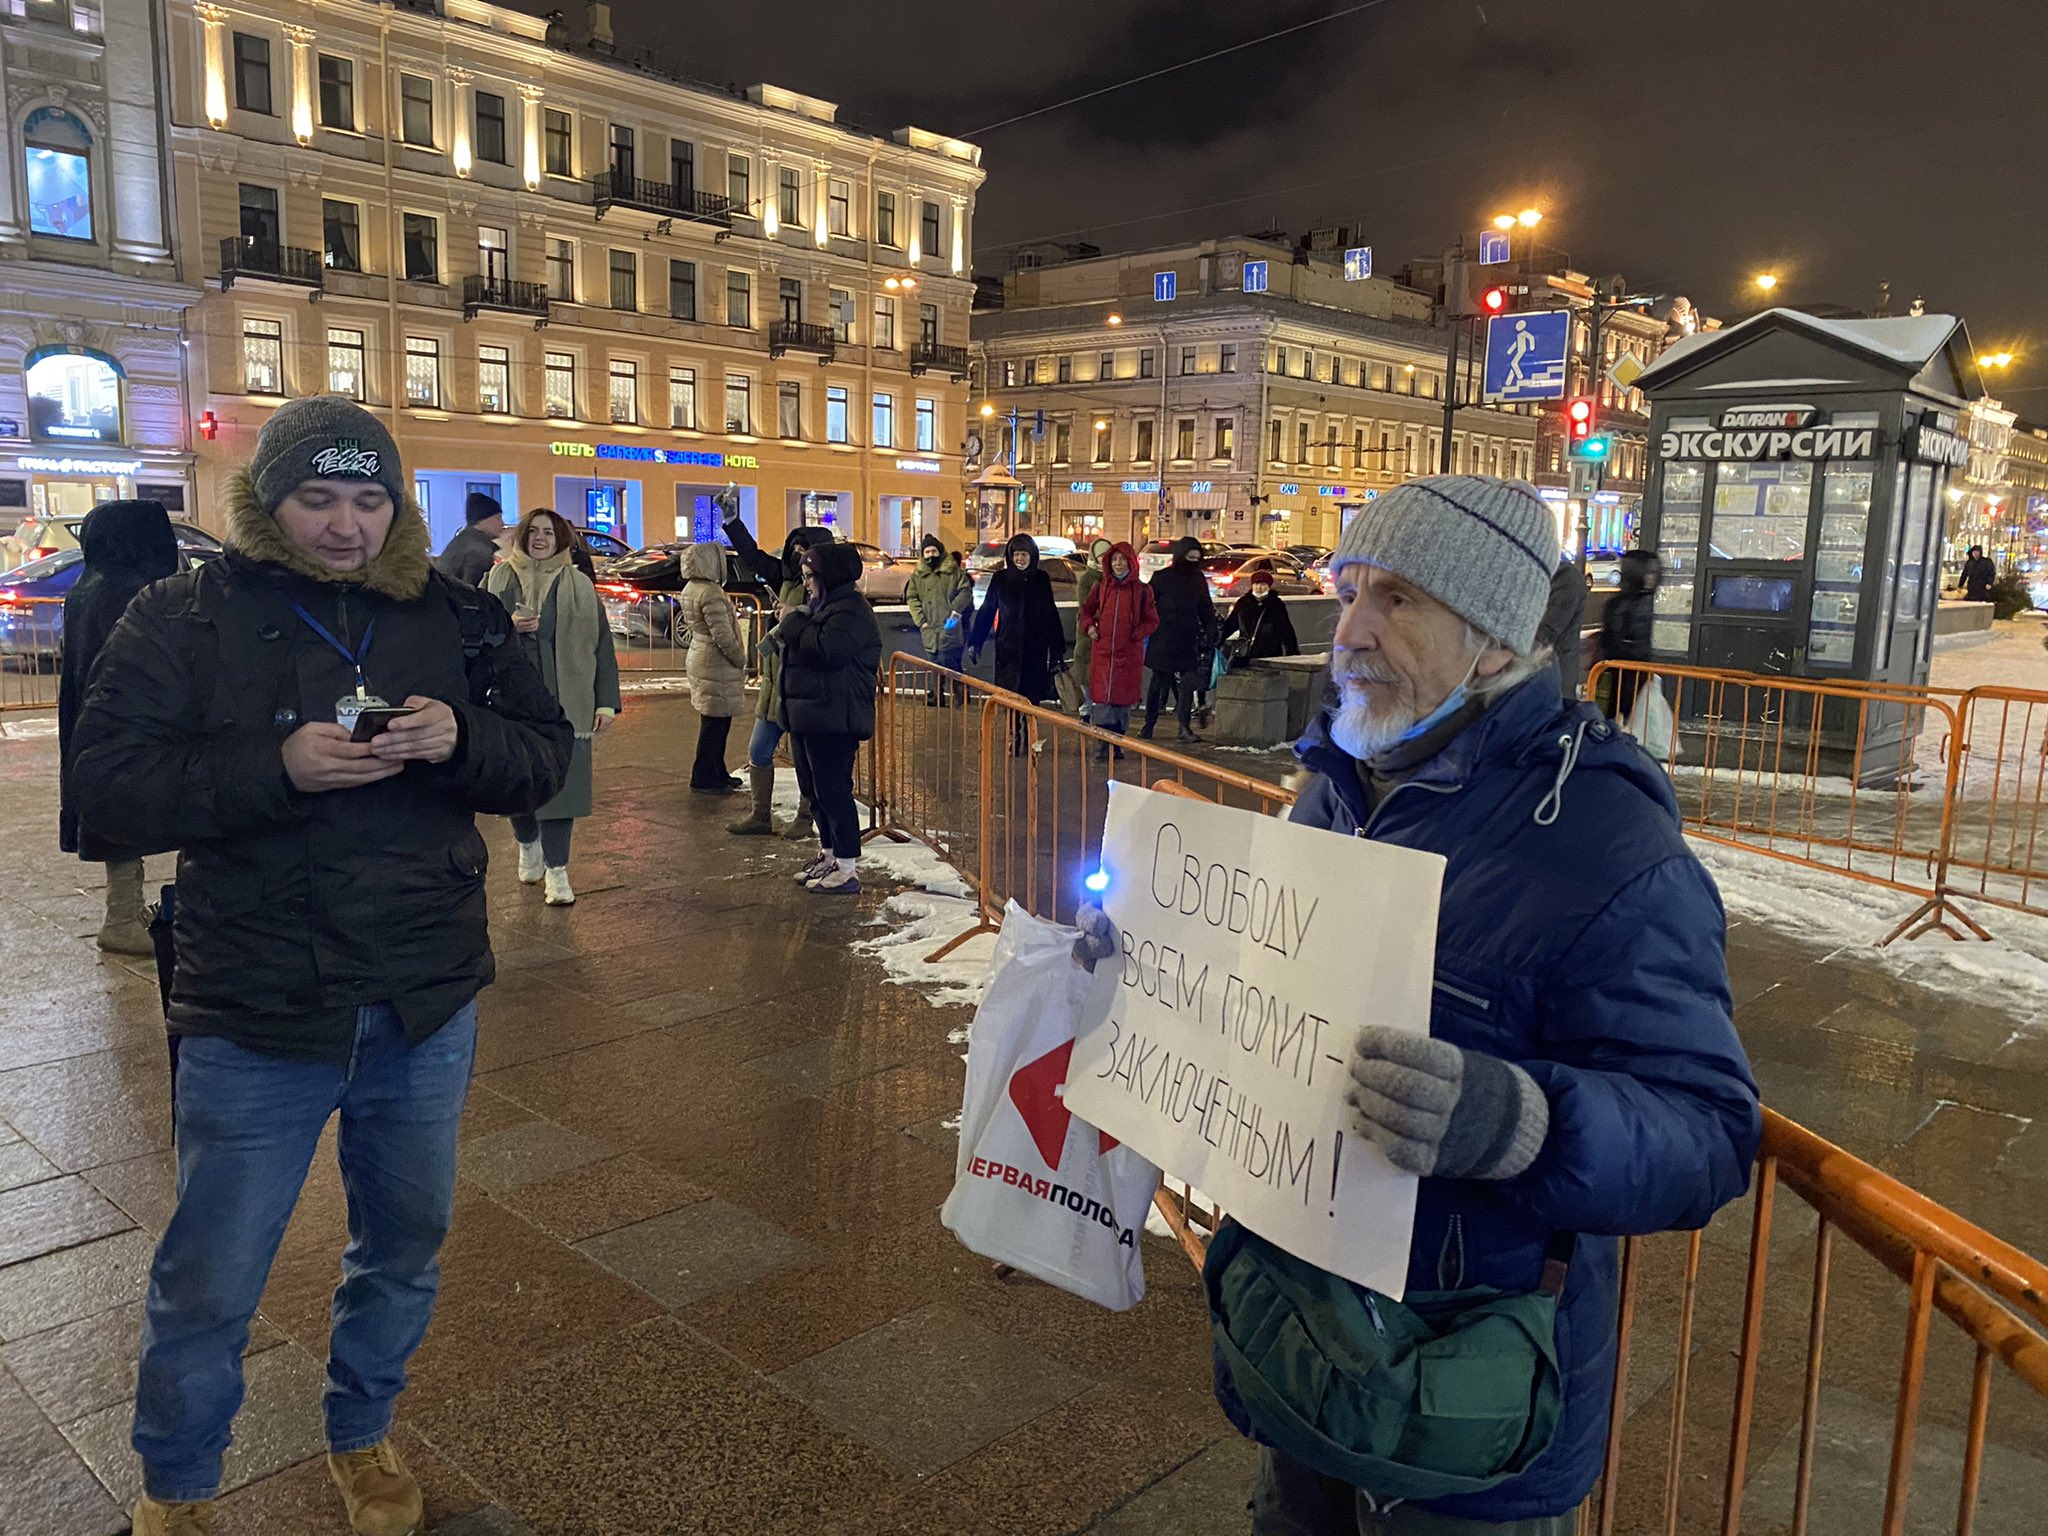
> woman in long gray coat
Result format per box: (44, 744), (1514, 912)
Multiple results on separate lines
(679, 539), (747, 793)
(485, 508), (619, 905)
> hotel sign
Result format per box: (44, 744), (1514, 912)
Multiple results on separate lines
(550, 442), (760, 470)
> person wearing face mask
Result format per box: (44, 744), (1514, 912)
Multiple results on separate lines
(1219, 563), (1302, 668)
(1077, 541), (1157, 759)
(775, 542), (882, 895)
(904, 532), (973, 703)
(1141, 535), (1220, 742)
(1075, 475), (1757, 1536)
(967, 533), (1066, 753)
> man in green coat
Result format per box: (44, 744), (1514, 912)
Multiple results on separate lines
(904, 534), (972, 705)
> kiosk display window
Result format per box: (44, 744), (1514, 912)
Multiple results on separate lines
(1654, 462), (1704, 655)
(1809, 464), (1873, 665)
(1709, 461), (1812, 561)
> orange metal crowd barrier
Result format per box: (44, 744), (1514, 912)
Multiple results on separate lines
(1586, 659), (2048, 943)
(0, 594), (63, 712)
(868, 660), (2048, 1533)
(604, 589), (770, 684)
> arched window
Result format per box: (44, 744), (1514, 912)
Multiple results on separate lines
(24, 107), (93, 241)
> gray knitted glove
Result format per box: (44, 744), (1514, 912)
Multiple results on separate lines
(1345, 1025), (1550, 1180)
(1071, 904), (1116, 971)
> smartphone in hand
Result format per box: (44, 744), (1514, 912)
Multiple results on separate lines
(349, 705), (421, 744)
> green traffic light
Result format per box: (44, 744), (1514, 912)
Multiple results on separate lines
(1579, 436), (1611, 461)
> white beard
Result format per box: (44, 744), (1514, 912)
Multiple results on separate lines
(1329, 682), (1420, 760)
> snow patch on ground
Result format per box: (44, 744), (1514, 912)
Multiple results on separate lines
(857, 835), (973, 900)
(0, 714), (58, 740)
(1692, 838), (2048, 1021)
(1144, 1181), (1222, 1240)
(850, 891), (993, 1006)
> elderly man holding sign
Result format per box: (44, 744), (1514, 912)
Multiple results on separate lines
(1072, 475), (1759, 1535)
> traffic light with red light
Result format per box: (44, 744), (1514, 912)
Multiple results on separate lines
(1481, 286), (1508, 316)
(1567, 398), (1593, 442)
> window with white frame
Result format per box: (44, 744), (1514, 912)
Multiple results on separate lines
(233, 33), (273, 115)
(1093, 420), (1111, 465)
(544, 351), (574, 418)
(24, 108), (95, 241)
(543, 109), (572, 176)
(1213, 417), (1235, 461)
(727, 152), (750, 213)
(399, 73), (433, 147)
(1135, 418), (1155, 463)
(404, 336), (440, 406)
(1174, 417), (1195, 461)
(1179, 346), (1196, 376)
(1139, 348), (1155, 380)
(724, 373), (751, 433)
(915, 397), (936, 453)
(243, 317), (283, 394)
(608, 357), (637, 423)
(1056, 354), (1072, 384)
(872, 295), (897, 351)
(1268, 418), (1283, 463)
(327, 327), (366, 400)
(478, 344), (511, 413)
(828, 179), (850, 236)
(1098, 351), (1114, 379)
(545, 238), (574, 303)
(829, 288), (854, 342)
(474, 91), (507, 164)
(920, 200), (940, 257)
(875, 191), (897, 247)
(778, 380), (802, 439)
(778, 166), (802, 226)
(668, 366), (696, 429)
(725, 269), (750, 328)
(872, 392), (895, 449)
(826, 385), (850, 443)
(1220, 342), (1237, 373)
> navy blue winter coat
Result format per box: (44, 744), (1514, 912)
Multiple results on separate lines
(1216, 672), (1761, 1522)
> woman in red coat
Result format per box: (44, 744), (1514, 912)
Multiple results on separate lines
(1077, 541), (1158, 759)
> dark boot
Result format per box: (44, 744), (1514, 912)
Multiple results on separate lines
(727, 765), (776, 835)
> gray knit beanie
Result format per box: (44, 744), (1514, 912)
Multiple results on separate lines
(1330, 475), (1560, 652)
(248, 396), (405, 516)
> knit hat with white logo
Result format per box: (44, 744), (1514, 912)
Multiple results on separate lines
(1330, 475), (1560, 653)
(248, 395), (406, 517)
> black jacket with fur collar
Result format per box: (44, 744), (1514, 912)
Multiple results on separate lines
(69, 473), (573, 1059)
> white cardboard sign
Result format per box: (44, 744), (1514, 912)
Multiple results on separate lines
(1065, 782), (1444, 1298)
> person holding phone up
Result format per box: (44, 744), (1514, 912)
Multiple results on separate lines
(70, 396), (571, 1536)
(485, 507), (621, 904)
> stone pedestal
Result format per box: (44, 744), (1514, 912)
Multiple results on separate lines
(1211, 666), (1291, 745)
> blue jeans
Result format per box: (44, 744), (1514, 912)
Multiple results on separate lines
(132, 1002), (477, 1502)
(747, 714), (785, 769)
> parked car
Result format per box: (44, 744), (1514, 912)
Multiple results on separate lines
(0, 521), (224, 660)
(850, 542), (916, 604)
(2, 514), (224, 575)
(1137, 537), (1231, 578)
(970, 552), (1085, 609)
(578, 528), (634, 567)
(595, 543), (775, 646)
(967, 535), (1078, 576)
(1305, 553), (1336, 595)
(1284, 543), (1332, 566)
(1586, 556), (1624, 590)
(1201, 550), (1320, 600)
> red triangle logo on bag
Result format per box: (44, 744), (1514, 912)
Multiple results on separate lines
(1008, 1040), (1118, 1171)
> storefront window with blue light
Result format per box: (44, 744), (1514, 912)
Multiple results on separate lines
(24, 109), (93, 241)
(26, 351), (122, 444)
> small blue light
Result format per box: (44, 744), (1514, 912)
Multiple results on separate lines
(1084, 869), (1110, 894)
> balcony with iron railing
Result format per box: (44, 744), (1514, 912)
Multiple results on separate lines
(769, 320), (835, 361)
(463, 275), (551, 321)
(910, 340), (970, 379)
(219, 238), (324, 293)
(589, 173), (734, 227)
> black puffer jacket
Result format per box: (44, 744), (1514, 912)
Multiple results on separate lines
(70, 472), (572, 1061)
(775, 541), (883, 740)
(1600, 550), (1659, 666)
(59, 499), (180, 863)
(967, 533), (1065, 702)
(1145, 536), (1220, 674)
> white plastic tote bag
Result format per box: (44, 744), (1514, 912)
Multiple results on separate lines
(941, 902), (1160, 1311)
(1626, 674), (1674, 761)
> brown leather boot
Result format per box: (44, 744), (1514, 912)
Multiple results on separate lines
(327, 1439), (423, 1536)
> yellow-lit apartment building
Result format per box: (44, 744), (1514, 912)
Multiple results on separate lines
(168, 0), (984, 554)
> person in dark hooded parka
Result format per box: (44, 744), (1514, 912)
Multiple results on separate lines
(723, 504), (837, 838)
(59, 498), (181, 954)
(1142, 534), (1220, 741)
(967, 533), (1065, 751)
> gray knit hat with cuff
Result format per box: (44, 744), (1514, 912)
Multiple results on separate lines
(248, 395), (406, 517)
(1331, 475), (1560, 653)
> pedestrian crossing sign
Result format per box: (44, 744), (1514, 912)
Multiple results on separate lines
(1482, 309), (1570, 403)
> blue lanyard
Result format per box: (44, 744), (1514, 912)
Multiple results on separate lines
(288, 601), (377, 697)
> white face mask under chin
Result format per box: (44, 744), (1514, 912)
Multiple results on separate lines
(1329, 641), (1484, 761)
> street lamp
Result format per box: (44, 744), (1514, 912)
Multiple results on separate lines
(1092, 418), (1108, 431)
(1754, 272), (1779, 292)
(979, 402), (995, 418)
(1980, 351), (2016, 370)
(1105, 311), (1124, 327)
(1492, 208), (1543, 231)
(883, 275), (918, 292)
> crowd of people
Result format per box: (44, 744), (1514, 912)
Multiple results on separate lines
(50, 385), (1748, 1535)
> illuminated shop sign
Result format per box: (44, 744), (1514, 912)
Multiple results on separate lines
(894, 457), (942, 473)
(1068, 481), (1095, 493)
(1122, 479), (1160, 493)
(18, 454), (142, 475)
(1318, 485), (1349, 497)
(1659, 405), (1875, 462)
(1275, 482), (1301, 495)
(550, 441), (760, 470)
(1907, 417), (1970, 467)
(26, 348), (124, 445)
(1188, 480), (1214, 493)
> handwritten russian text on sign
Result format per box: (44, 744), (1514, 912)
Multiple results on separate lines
(1065, 783), (1443, 1298)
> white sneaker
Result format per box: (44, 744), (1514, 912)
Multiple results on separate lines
(517, 841), (544, 885)
(794, 852), (835, 884)
(543, 867), (575, 906)
(809, 858), (861, 895)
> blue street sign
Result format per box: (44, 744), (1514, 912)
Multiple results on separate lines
(1243, 260), (1269, 294)
(1478, 231), (1511, 265)
(1343, 247), (1372, 282)
(1154, 271), (1177, 302)
(1482, 309), (1571, 403)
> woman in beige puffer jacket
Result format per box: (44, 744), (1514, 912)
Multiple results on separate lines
(679, 540), (748, 791)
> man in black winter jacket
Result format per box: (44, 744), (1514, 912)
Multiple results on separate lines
(73, 396), (571, 1536)
(1143, 535), (1220, 741)
(433, 491), (506, 586)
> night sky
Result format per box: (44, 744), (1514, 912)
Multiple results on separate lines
(542, 0), (2048, 410)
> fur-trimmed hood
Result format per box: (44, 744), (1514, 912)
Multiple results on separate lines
(224, 467), (433, 600)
